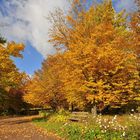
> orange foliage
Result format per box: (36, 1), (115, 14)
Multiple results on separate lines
(24, 0), (140, 112)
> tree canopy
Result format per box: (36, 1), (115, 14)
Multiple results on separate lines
(24, 0), (140, 113)
(0, 35), (29, 114)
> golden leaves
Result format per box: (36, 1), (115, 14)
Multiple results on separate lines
(0, 41), (25, 89)
(7, 42), (25, 58)
(25, 0), (140, 111)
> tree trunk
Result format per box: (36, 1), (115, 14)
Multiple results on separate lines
(91, 105), (97, 116)
(69, 103), (74, 112)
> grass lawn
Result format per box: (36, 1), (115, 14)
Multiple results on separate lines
(33, 112), (140, 140)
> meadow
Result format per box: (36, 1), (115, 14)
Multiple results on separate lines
(33, 111), (140, 140)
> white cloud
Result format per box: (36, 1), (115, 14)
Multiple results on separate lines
(0, 0), (137, 58)
(0, 0), (69, 57)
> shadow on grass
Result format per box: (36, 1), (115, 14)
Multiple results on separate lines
(32, 117), (47, 122)
(32, 112), (53, 122)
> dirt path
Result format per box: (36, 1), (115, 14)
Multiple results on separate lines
(0, 116), (58, 140)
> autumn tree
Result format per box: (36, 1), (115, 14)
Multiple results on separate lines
(0, 38), (28, 114)
(49, 0), (140, 112)
(24, 54), (69, 111)
(0, 41), (25, 89)
(131, 0), (140, 57)
(130, 0), (140, 106)
(24, 0), (140, 113)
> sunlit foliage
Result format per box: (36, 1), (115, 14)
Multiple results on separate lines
(24, 0), (140, 112)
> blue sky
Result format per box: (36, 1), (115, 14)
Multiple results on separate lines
(0, 0), (137, 75)
(13, 42), (44, 75)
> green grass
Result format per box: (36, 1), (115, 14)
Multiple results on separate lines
(33, 113), (140, 140)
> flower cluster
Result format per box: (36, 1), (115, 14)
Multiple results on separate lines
(92, 112), (140, 138)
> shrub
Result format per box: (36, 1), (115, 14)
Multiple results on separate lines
(39, 110), (49, 118)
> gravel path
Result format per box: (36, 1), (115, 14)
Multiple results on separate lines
(0, 116), (58, 140)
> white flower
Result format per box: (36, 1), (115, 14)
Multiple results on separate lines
(122, 132), (125, 137)
(131, 109), (134, 112)
(130, 114), (133, 116)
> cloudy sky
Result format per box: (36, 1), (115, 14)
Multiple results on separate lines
(0, 0), (137, 75)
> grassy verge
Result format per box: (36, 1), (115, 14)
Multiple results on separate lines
(33, 112), (140, 140)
